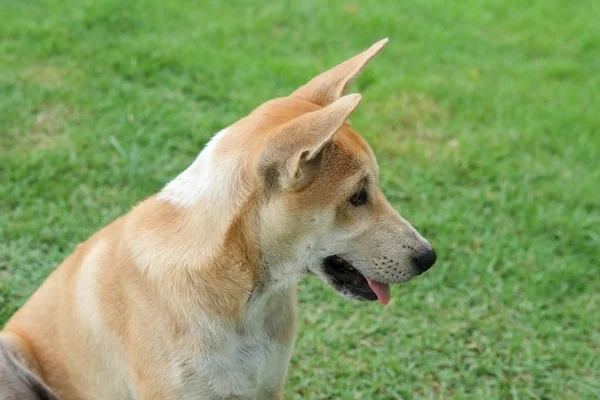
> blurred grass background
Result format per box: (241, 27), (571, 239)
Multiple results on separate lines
(1, 0), (599, 398)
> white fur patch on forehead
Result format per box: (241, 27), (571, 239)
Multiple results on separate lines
(158, 128), (230, 207)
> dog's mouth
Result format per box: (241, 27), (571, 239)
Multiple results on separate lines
(322, 255), (391, 305)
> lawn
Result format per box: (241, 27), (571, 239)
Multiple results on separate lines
(1, 0), (599, 398)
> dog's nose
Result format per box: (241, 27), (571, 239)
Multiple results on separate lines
(415, 248), (437, 273)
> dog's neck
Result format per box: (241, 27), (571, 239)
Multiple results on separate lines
(126, 127), (299, 321)
(157, 128), (252, 265)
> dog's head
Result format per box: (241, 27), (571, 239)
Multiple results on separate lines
(158, 39), (435, 305)
(246, 39), (436, 305)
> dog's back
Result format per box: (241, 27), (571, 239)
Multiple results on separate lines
(0, 338), (58, 400)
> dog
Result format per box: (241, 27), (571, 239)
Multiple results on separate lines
(0, 38), (436, 399)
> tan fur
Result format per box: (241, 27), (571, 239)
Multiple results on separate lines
(1, 39), (435, 399)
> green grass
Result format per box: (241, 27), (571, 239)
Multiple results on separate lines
(1, 0), (599, 398)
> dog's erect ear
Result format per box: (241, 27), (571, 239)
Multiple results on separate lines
(292, 38), (388, 107)
(261, 94), (362, 191)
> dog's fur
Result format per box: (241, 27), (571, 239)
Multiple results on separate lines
(1, 39), (435, 399)
(0, 334), (58, 400)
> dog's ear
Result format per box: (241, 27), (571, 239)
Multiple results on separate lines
(260, 94), (362, 191)
(291, 38), (388, 107)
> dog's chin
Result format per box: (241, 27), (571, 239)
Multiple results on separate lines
(317, 255), (379, 302)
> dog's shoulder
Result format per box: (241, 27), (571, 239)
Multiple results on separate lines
(0, 337), (59, 400)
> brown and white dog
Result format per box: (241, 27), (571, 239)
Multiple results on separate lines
(0, 38), (436, 399)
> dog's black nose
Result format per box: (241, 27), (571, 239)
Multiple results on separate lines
(415, 248), (437, 273)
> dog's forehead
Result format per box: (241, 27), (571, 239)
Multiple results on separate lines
(334, 125), (378, 175)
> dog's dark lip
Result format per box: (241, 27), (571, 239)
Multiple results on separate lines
(322, 255), (377, 301)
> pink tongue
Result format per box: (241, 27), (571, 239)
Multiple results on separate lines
(367, 279), (390, 306)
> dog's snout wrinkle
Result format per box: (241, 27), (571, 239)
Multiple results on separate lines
(414, 247), (437, 273)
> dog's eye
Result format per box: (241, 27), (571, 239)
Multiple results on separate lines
(349, 188), (368, 206)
